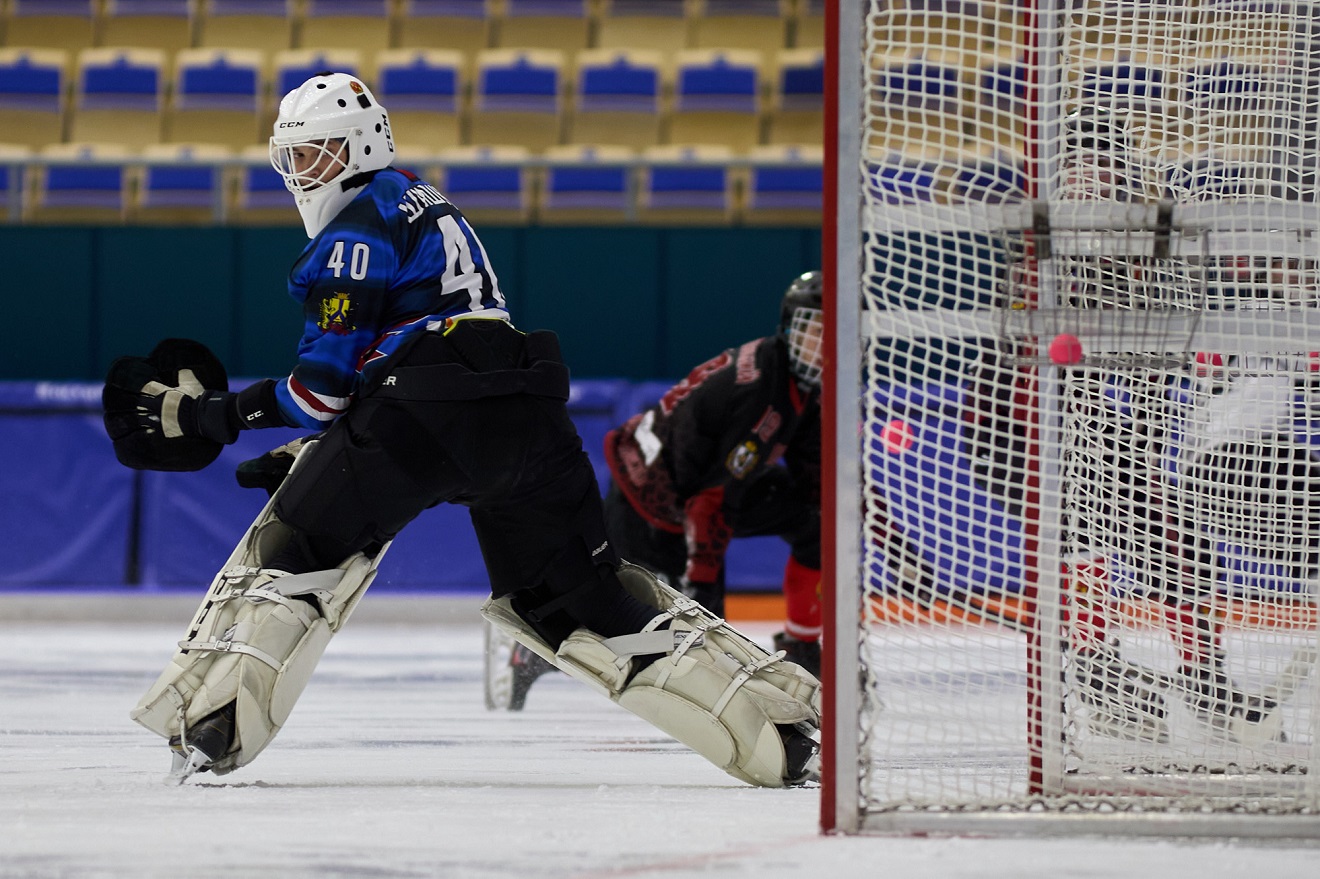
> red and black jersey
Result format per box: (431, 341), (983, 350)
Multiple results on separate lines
(604, 336), (820, 584)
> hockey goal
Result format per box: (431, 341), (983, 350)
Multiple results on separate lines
(823, 0), (1320, 835)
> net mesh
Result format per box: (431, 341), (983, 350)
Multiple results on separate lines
(847, 0), (1320, 824)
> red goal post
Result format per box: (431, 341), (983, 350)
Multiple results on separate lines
(822, 0), (1320, 835)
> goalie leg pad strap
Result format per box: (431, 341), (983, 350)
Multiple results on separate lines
(481, 562), (822, 787)
(130, 552), (380, 774)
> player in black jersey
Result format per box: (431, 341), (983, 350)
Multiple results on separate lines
(105, 73), (821, 787)
(509, 271), (825, 705)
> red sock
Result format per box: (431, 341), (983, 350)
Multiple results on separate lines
(783, 556), (821, 642)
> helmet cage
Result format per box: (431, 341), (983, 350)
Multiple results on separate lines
(269, 129), (353, 195)
(785, 306), (824, 388)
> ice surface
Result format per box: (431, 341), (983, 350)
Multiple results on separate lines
(2, 616), (1318, 878)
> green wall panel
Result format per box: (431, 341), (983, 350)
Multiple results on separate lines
(0, 228), (97, 378)
(661, 228), (820, 375)
(94, 228), (238, 376)
(233, 227), (313, 378)
(0, 226), (820, 382)
(519, 227), (664, 379)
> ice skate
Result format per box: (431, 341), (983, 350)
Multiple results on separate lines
(1177, 664), (1285, 745)
(166, 703), (235, 784)
(508, 642), (556, 711)
(1074, 647), (1169, 743)
(773, 631), (821, 679)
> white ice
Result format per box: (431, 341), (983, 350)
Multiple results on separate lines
(2, 600), (1318, 879)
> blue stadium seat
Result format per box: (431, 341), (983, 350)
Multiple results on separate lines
(230, 142), (299, 224)
(866, 147), (945, 204)
(436, 144), (534, 223)
(950, 146), (1024, 204)
(870, 53), (968, 151)
(166, 48), (264, 148)
(198, 0), (296, 52)
(567, 378), (631, 491)
(568, 48), (664, 149)
(71, 48), (166, 149)
(638, 143), (737, 224)
(26, 142), (133, 224)
(1183, 59), (1287, 150)
(133, 142), (232, 224)
(0, 144), (30, 221)
(0, 48), (68, 150)
(743, 143), (821, 225)
(375, 49), (465, 151)
(670, 49), (763, 154)
(767, 47), (822, 144)
(471, 48), (565, 153)
(539, 144), (634, 224)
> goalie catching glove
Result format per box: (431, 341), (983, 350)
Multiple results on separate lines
(483, 562), (822, 787)
(103, 337), (286, 471)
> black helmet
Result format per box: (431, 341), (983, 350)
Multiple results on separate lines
(779, 270), (824, 388)
(779, 270), (823, 336)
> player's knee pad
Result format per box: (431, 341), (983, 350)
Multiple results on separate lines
(482, 562), (822, 788)
(131, 553), (379, 774)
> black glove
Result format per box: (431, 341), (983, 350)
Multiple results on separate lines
(134, 379), (241, 445)
(236, 435), (318, 496)
(103, 338), (231, 471)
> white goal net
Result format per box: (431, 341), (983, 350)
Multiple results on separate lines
(824, 0), (1320, 835)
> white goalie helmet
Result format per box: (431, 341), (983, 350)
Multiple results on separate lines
(269, 72), (395, 237)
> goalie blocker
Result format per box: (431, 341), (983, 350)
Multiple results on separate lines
(484, 562), (822, 787)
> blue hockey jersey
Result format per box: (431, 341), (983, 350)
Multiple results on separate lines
(275, 167), (509, 428)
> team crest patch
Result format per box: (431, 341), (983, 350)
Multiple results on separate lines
(725, 441), (759, 479)
(349, 80), (364, 94)
(318, 292), (355, 335)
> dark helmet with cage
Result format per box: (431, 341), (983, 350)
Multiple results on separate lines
(779, 270), (824, 388)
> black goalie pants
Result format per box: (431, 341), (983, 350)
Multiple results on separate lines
(268, 329), (619, 600)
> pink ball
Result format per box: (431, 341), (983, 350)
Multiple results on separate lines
(1048, 333), (1083, 365)
(880, 419), (914, 454)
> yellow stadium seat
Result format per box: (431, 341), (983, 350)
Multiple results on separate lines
(470, 48), (566, 153)
(100, 0), (197, 54)
(165, 48), (264, 149)
(197, 0), (296, 53)
(766, 47), (822, 145)
(397, 0), (493, 54)
(668, 48), (763, 154)
(690, 0), (789, 55)
(375, 48), (466, 152)
(568, 48), (665, 150)
(300, 0), (394, 56)
(5, 1), (97, 53)
(70, 48), (166, 150)
(496, 0), (593, 53)
(597, 0), (693, 54)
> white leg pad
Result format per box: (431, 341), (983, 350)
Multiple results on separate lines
(481, 563), (822, 787)
(130, 551), (381, 774)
